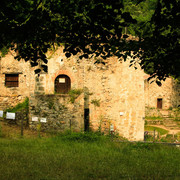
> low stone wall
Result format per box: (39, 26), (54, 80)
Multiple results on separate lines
(145, 107), (164, 117)
(29, 94), (84, 132)
(145, 107), (180, 119)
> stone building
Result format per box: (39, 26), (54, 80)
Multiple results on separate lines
(0, 51), (32, 110)
(0, 47), (161, 141)
(144, 76), (180, 110)
(1, 47), (179, 140)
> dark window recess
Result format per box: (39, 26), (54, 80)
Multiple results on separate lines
(55, 74), (71, 94)
(157, 98), (163, 109)
(84, 109), (89, 131)
(5, 74), (19, 87)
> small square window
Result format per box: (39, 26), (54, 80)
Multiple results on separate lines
(5, 74), (19, 87)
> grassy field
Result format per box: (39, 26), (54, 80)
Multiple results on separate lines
(0, 132), (180, 180)
(145, 125), (169, 135)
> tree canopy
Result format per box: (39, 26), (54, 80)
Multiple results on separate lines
(139, 0), (180, 83)
(0, 0), (179, 81)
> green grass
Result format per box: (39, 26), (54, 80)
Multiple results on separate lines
(145, 126), (169, 135)
(0, 133), (180, 179)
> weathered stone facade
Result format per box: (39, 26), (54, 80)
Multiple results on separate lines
(0, 47), (163, 141)
(29, 48), (145, 140)
(29, 94), (84, 132)
(144, 77), (180, 110)
(0, 51), (32, 110)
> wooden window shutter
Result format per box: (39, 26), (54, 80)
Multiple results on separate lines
(5, 74), (19, 87)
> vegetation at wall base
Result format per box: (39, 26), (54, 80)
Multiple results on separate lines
(68, 89), (83, 103)
(0, 132), (180, 180)
(5, 97), (29, 113)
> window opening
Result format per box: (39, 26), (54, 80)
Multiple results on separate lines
(5, 74), (19, 87)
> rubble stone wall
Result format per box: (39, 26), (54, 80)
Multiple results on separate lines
(144, 78), (180, 109)
(29, 94), (84, 132)
(37, 48), (145, 140)
(1, 47), (146, 140)
(0, 51), (33, 110)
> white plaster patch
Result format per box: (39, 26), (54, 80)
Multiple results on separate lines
(57, 57), (64, 65)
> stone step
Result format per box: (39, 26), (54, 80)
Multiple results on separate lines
(163, 120), (177, 124)
(169, 127), (180, 130)
(162, 115), (169, 118)
(164, 122), (178, 125)
(164, 126), (180, 130)
(164, 118), (176, 121)
(165, 125), (179, 127)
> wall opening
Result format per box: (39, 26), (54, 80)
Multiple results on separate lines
(157, 98), (163, 109)
(5, 74), (19, 87)
(84, 108), (89, 131)
(55, 74), (71, 94)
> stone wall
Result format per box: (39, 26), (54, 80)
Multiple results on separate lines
(29, 94), (84, 132)
(144, 77), (180, 109)
(0, 51), (33, 110)
(34, 47), (145, 140)
(79, 57), (145, 140)
(172, 81), (180, 107)
(1, 47), (146, 140)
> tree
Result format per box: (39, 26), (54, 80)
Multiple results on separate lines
(139, 0), (180, 83)
(123, 0), (157, 36)
(0, 0), (179, 81)
(0, 0), (136, 73)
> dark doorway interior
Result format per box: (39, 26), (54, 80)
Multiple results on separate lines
(157, 98), (163, 109)
(84, 109), (89, 131)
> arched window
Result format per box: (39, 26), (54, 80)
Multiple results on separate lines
(55, 74), (71, 94)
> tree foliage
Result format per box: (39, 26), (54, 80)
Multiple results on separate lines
(124, 0), (157, 36)
(0, 0), (137, 73)
(0, 0), (179, 81)
(139, 0), (180, 82)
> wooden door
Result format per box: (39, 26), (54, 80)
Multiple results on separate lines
(55, 75), (71, 94)
(157, 98), (162, 109)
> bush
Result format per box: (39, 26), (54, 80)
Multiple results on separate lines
(68, 89), (83, 103)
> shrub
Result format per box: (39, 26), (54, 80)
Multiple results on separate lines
(91, 99), (101, 107)
(68, 89), (83, 103)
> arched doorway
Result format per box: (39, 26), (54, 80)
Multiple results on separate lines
(55, 74), (71, 94)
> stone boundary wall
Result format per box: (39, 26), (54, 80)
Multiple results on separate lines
(145, 107), (180, 118)
(29, 94), (84, 132)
